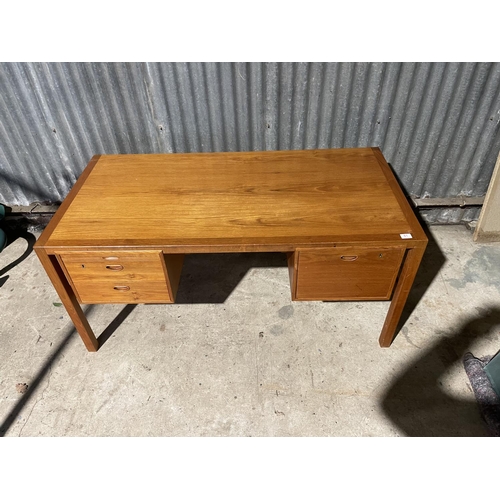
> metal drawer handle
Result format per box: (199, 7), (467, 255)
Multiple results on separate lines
(340, 255), (358, 261)
(113, 285), (130, 291)
(106, 265), (124, 271)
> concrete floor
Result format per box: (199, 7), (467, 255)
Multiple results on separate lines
(1, 224), (499, 436)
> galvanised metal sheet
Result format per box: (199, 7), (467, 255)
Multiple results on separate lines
(1, 63), (499, 223)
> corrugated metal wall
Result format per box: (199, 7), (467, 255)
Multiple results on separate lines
(1, 62), (500, 223)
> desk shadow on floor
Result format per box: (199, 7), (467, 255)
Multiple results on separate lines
(381, 308), (500, 436)
(175, 252), (288, 304)
(391, 226), (447, 343)
(96, 304), (137, 348)
(0, 304), (135, 437)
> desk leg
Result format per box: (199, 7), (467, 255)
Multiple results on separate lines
(35, 249), (99, 352)
(379, 246), (426, 347)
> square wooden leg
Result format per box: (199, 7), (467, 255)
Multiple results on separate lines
(35, 248), (99, 352)
(379, 246), (426, 347)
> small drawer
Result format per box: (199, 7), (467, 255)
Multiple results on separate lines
(59, 251), (167, 282)
(296, 246), (405, 301)
(58, 250), (172, 303)
(73, 279), (172, 304)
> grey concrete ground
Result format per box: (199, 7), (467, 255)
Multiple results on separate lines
(1, 224), (499, 436)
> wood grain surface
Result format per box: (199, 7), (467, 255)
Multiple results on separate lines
(295, 246), (405, 300)
(34, 148), (428, 350)
(35, 155), (101, 248)
(57, 250), (174, 304)
(58, 250), (169, 283)
(42, 149), (420, 250)
(71, 279), (172, 304)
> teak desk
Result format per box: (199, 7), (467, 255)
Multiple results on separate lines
(34, 148), (427, 352)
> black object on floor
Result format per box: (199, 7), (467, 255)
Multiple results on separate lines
(463, 353), (500, 437)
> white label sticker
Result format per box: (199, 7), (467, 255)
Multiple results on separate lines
(400, 233), (413, 239)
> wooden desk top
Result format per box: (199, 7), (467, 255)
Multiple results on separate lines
(37, 148), (427, 251)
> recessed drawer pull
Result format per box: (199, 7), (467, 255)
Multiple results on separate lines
(340, 255), (358, 261)
(113, 285), (130, 291)
(104, 256), (119, 261)
(106, 265), (124, 271)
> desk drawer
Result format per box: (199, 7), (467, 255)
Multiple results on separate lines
(72, 280), (172, 304)
(296, 246), (404, 301)
(60, 251), (167, 282)
(58, 250), (172, 303)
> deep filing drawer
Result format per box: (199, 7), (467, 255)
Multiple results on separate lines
(295, 246), (405, 301)
(58, 250), (172, 304)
